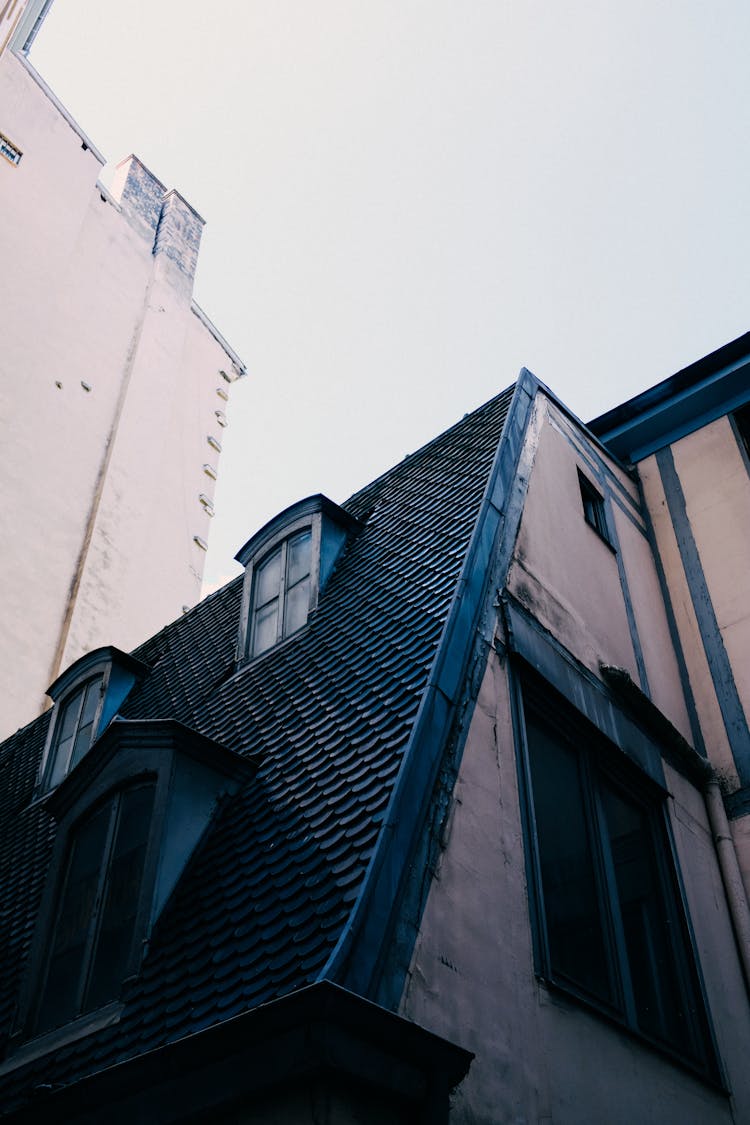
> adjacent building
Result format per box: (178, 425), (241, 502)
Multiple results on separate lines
(1, 329), (750, 1122)
(0, 0), (245, 739)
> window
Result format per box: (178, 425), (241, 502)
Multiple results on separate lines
(251, 530), (312, 656)
(45, 676), (103, 790)
(578, 470), (612, 546)
(235, 494), (360, 664)
(35, 783), (156, 1032)
(521, 681), (717, 1078)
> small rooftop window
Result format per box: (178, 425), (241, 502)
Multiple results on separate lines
(40, 647), (148, 793)
(578, 470), (613, 548)
(236, 495), (359, 663)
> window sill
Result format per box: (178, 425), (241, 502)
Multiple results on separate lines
(535, 976), (726, 1094)
(0, 1001), (123, 1077)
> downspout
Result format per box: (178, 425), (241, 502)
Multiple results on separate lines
(704, 779), (750, 997)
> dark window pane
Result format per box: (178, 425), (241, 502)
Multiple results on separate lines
(253, 600), (278, 654)
(69, 680), (101, 770)
(600, 782), (693, 1054)
(286, 530), (311, 587)
(85, 786), (155, 1011)
(37, 802), (111, 1029)
(527, 716), (613, 1005)
(255, 547), (282, 607)
(284, 575), (310, 636)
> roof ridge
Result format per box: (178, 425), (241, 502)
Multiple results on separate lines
(343, 384), (516, 511)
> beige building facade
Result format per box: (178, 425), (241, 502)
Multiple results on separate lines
(398, 370), (750, 1122)
(0, 2), (245, 738)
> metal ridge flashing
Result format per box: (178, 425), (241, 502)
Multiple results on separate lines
(321, 374), (537, 1003)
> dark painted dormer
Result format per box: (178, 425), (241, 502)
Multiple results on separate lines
(235, 494), (360, 662)
(13, 719), (256, 1053)
(39, 647), (149, 792)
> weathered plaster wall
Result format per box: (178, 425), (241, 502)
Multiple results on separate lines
(507, 396), (692, 741)
(400, 651), (750, 1123)
(0, 50), (243, 738)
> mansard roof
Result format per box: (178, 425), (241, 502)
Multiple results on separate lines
(0, 383), (516, 1113)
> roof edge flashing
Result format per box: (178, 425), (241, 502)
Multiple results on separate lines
(235, 494), (360, 567)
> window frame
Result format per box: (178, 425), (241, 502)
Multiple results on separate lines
(41, 674), (105, 791)
(38, 647), (149, 796)
(249, 527), (314, 658)
(577, 469), (614, 548)
(32, 779), (158, 1034)
(516, 672), (720, 1083)
(237, 511), (323, 663)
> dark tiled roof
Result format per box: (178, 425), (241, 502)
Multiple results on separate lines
(0, 385), (514, 1112)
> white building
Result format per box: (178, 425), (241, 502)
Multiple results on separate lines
(0, 1), (245, 738)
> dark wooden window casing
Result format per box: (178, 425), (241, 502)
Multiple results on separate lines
(519, 677), (719, 1082)
(34, 782), (156, 1033)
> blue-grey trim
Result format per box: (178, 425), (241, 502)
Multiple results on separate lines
(635, 475), (706, 756)
(656, 447), (750, 781)
(729, 411), (750, 480)
(566, 428), (648, 538)
(591, 345), (750, 464)
(724, 786), (750, 820)
(502, 596), (666, 789)
(560, 417), (645, 521)
(322, 373), (539, 1004)
(600, 486), (651, 696)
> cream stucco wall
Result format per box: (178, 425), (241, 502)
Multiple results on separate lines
(399, 393), (750, 1120)
(507, 396), (692, 741)
(401, 650), (750, 1123)
(0, 48), (244, 737)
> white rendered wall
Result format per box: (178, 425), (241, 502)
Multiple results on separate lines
(0, 49), (244, 738)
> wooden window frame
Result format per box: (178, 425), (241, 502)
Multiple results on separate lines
(516, 674), (721, 1084)
(577, 469), (614, 548)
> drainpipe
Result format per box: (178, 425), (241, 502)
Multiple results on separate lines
(704, 778), (750, 996)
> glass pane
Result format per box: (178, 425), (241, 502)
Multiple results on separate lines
(69, 679), (101, 770)
(252, 600), (278, 655)
(527, 716), (613, 1004)
(284, 575), (310, 637)
(37, 802), (111, 1030)
(286, 530), (312, 587)
(600, 782), (693, 1053)
(85, 786), (155, 1011)
(255, 547), (282, 608)
(48, 687), (85, 786)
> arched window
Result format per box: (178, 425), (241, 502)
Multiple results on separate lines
(35, 782), (156, 1032)
(235, 495), (360, 663)
(251, 529), (312, 656)
(44, 675), (104, 790)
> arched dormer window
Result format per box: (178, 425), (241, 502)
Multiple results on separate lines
(12, 720), (256, 1053)
(40, 647), (149, 793)
(235, 495), (359, 663)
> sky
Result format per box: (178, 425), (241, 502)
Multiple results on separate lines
(29, 1), (750, 590)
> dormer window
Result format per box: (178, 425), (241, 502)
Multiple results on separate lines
(252, 529), (312, 656)
(15, 720), (256, 1048)
(35, 781), (156, 1031)
(236, 495), (359, 663)
(46, 675), (104, 789)
(40, 647), (149, 793)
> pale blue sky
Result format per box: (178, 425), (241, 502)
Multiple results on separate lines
(31, 1), (750, 588)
